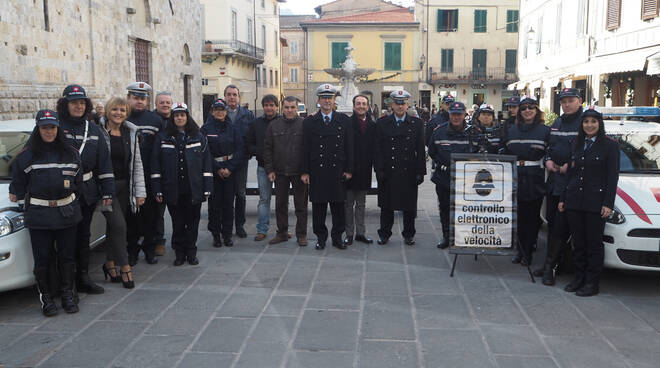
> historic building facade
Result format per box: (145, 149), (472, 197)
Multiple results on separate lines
(416, 0), (520, 113)
(1, 0), (202, 121)
(280, 15), (316, 108)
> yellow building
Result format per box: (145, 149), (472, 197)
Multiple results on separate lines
(301, 7), (422, 111)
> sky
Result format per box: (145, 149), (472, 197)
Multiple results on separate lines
(280, 0), (414, 15)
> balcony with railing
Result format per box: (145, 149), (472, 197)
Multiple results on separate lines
(203, 39), (264, 64)
(430, 67), (517, 84)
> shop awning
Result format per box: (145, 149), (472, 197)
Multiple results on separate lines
(647, 51), (660, 75)
(578, 46), (660, 76)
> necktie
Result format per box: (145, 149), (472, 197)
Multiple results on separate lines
(396, 119), (402, 127)
(584, 138), (593, 151)
(324, 116), (330, 125)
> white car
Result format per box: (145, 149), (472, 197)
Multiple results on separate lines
(602, 114), (660, 271)
(0, 119), (106, 293)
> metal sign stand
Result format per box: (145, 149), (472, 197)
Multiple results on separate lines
(447, 153), (535, 283)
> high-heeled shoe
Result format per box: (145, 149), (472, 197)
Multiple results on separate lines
(102, 264), (121, 283)
(120, 270), (135, 289)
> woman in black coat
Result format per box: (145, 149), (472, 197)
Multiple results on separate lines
(10, 110), (82, 316)
(558, 107), (619, 297)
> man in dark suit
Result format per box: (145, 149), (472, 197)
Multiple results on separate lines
(301, 84), (354, 250)
(374, 90), (426, 246)
(343, 95), (376, 245)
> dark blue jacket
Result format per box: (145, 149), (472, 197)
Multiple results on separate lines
(224, 106), (254, 169)
(562, 136), (619, 213)
(546, 108), (583, 196)
(428, 122), (478, 187)
(60, 117), (114, 205)
(10, 145), (83, 229)
(130, 109), (165, 191)
(504, 122), (551, 201)
(200, 117), (244, 173)
(151, 131), (213, 206)
(425, 110), (449, 146)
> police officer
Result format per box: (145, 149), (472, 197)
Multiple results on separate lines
(201, 98), (244, 248)
(301, 84), (354, 250)
(153, 91), (173, 257)
(473, 103), (501, 153)
(374, 90), (426, 246)
(503, 96), (520, 130)
(503, 96), (550, 267)
(126, 81), (164, 265)
(152, 103), (213, 266)
(425, 95), (454, 145)
(428, 101), (477, 249)
(559, 107), (618, 296)
(535, 88), (584, 280)
(223, 84), (255, 239)
(57, 84), (113, 295)
(10, 110), (82, 315)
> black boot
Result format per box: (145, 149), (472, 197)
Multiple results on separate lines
(34, 268), (58, 317)
(76, 245), (104, 294)
(541, 237), (564, 285)
(60, 263), (79, 313)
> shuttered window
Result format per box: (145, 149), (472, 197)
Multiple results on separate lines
(437, 9), (458, 32)
(505, 50), (517, 73)
(331, 42), (348, 68)
(441, 49), (454, 73)
(642, 0), (659, 20)
(474, 10), (487, 33)
(606, 0), (621, 30)
(384, 42), (401, 71)
(506, 10), (518, 32)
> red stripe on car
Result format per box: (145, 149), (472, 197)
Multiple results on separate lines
(616, 187), (652, 225)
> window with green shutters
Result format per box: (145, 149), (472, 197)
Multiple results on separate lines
(474, 10), (487, 33)
(384, 42), (401, 71)
(331, 42), (348, 68)
(506, 10), (519, 32)
(505, 49), (517, 73)
(441, 49), (454, 73)
(437, 9), (458, 32)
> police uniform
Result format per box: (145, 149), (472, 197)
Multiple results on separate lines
(537, 88), (584, 277)
(425, 95), (453, 146)
(561, 108), (619, 296)
(151, 103), (213, 266)
(474, 103), (501, 153)
(10, 110), (82, 315)
(301, 84), (354, 250)
(503, 96), (550, 266)
(503, 96), (520, 133)
(126, 82), (165, 265)
(201, 98), (244, 247)
(58, 84), (113, 295)
(428, 102), (478, 248)
(373, 90), (426, 245)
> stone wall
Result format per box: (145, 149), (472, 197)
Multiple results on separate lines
(0, 0), (202, 121)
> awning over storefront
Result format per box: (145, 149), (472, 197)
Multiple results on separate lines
(578, 46), (660, 76)
(529, 79), (543, 90)
(647, 51), (660, 75)
(543, 77), (560, 88)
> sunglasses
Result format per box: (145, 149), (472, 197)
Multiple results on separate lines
(519, 105), (536, 111)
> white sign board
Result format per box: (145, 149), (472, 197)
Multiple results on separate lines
(451, 155), (516, 250)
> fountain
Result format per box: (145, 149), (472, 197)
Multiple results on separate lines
(323, 43), (375, 114)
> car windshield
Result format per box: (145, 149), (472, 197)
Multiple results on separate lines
(0, 132), (31, 180)
(609, 131), (660, 174)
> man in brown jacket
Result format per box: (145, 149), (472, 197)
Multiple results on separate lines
(263, 96), (309, 246)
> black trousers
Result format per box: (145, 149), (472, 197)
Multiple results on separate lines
(208, 175), (234, 238)
(30, 226), (77, 269)
(378, 208), (416, 239)
(128, 195), (159, 258)
(312, 202), (344, 242)
(567, 210), (606, 285)
(167, 195), (202, 259)
(518, 198), (544, 258)
(155, 201), (166, 245)
(75, 202), (95, 258)
(436, 185), (450, 239)
(546, 195), (571, 244)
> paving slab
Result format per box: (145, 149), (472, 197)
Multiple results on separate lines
(361, 295), (415, 340)
(420, 328), (495, 368)
(193, 318), (254, 353)
(414, 294), (475, 329)
(0, 331), (70, 367)
(481, 325), (548, 355)
(544, 335), (629, 368)
(358, 340), (419, 368)
(293, 310), (359, 351)
(112, 335), (194, 368)
(285, 351), (355, 368)
(601, 329), (660, 368)
(494, 355), (560, 368)
(177, 352), (236, 368)
(100, 289), (182, 321)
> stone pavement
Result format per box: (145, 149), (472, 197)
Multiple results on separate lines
(1, 169), (660, 368)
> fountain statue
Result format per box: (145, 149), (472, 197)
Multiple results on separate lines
(323, 43), (375, 114)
